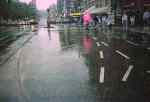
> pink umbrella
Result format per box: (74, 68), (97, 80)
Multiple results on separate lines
(83, 10), (92, 26)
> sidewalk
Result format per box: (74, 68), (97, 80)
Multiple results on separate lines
(130, 27), (150, 35)
(113, 26), (150, 35)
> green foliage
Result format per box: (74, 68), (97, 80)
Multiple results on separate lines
(0, 0), (36, 20)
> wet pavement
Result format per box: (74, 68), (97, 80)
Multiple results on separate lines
(0, 25), (37, 65)
(0, 23), (149, 102)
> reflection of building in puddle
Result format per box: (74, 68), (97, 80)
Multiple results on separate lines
(59, 25), (84, 50)
(31, 25), (38, 32)
(37, 28), (61, 50)
(59, 28), (72, 50)
(19, 25), (28, 31)
(23, 25), (27, 30)
(31, 25), (35, 31)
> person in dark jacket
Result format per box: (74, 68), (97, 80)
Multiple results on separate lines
(93, 15), (99, 26)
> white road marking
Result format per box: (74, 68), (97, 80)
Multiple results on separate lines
(146, 70), (150, 73)
(96, 42), (101, 47)
(93, 37), (97, 40)
(101, 41), (109, 47)
(99, 67), (105, 83)
(147, 47), (150, 50)
(122, 65), (134, 82)
(126, 40), (139, 46)
(99, 51), (104, 59)
(116, 50), (130, 60)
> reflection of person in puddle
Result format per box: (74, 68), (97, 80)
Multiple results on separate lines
(47, 28), (51, 40)
(82, 34), (92, 54)
(82, 34), (98, 82)
(81, 34), (92, 67)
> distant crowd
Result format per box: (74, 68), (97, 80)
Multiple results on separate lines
(81, 9), (150, 31)
(80, 11), (113, 30)
(122, 10), (150, 31)
(46, 9), (150, 32)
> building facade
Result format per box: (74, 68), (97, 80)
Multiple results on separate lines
(57, 0), (64, 15)
(121, 0), (150, 25)
(57, 0), (81, 17)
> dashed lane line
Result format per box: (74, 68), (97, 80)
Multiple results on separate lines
(115, 50), (130, 60)
(99, 51), (104, 59)
(99, 67), (105, 83)
(96, 42), (101, 47)
(126, 40), (139, 46)
(147, 47), (150, 50)
(122, 65), (134, 82)
(146, 70), (150, 73)
(101, 41), (109, 47)
(93, 37), (97, 40)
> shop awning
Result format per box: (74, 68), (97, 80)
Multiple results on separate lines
(82, 6), (96, 14)
(90, 7), (109, 14)
(87, 6), (96, 12)
(84, 6), (109, 14)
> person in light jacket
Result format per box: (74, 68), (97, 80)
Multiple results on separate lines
(122, 12), (128, 32)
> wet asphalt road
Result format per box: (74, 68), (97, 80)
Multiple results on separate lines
(0, 24), (149, 102)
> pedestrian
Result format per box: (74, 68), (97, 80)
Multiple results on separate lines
(122, 12), (128, 32)
(107, 15), (112, 30)
(98, 16), (101, 25)
(102, 16), (106, 30)
(80, 14), (83, 25)
(93, 15), (99, 27)
(47, 9), (51, 28)
(82, 10), (92, 30)
(143, 10), (150, 27)
(130, 15), (135, 26)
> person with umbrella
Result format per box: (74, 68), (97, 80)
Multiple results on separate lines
(82, 10), (92, 30)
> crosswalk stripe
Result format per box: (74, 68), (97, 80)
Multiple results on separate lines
(126, 40), (139, 46)
(122, 65), (134, 82)
(101, 41), (109, 47)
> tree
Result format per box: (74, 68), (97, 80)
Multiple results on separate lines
(0, 0), (37, 20)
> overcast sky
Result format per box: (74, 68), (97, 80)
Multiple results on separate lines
(19, 0), (57, 10)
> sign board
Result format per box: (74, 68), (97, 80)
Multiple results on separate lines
(70, 12), (81, 16)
